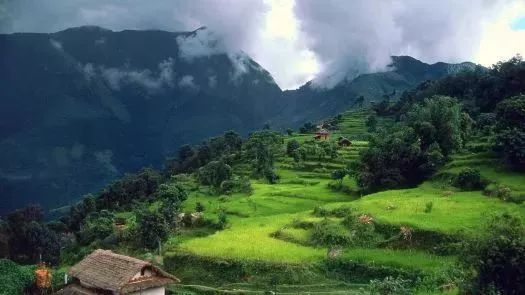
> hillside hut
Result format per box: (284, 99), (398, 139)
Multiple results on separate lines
(314, 129), (330, 140)
(56, 249), (179, 295)
(338, 137), (352, 147)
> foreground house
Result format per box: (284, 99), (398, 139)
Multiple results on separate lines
(57, 249), (179, 295)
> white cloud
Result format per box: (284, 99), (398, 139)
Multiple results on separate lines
(81, 58), (175, 92)
(475, 2), (525, 66)
(5, 0), (525, 90)
(294, 0), (512, 88)
(178, 75), (198, 90)
(49, 39), (63, 51)
(177, 28), (226, 61)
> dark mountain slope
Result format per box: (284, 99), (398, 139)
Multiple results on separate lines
(0, 26), (281, 213)
(0, 27), (479, 214)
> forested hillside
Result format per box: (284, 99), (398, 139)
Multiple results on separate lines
(2, 56), (524, 295)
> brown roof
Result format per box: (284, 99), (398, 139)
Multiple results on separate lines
(68, 249), (179, 293)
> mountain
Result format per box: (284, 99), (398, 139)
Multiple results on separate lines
(272, 56), (481, 125)
(0, 26), (281, 213)
(0, 27), (479, 214)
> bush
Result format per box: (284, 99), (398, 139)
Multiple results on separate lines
(460, 213), (525, 294)
(0, 259), (35, 295)
(454, 168), (488, 190)
(216, 212), (228, 230)
(220, 177), (252, 194)
(263, 168), (280, 184)
(424, 201), (433, 213)
(369, 276), (412, 295)
(484, 183), (512, 201)
(310, 219), (351, 247)
(195, 202), (205, 212)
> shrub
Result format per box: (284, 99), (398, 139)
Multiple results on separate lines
(484, 183), (512, 201)
(313, 206), (353, 218)
(216, 211), (228, 230)
(369, 276), (412, 295)
(0, 259), (35, 294)
(195, 202), (205, 212)
(220, 177), (252, 194)
(424, 201), (433, 213)
(454, 168), (487, 190)
(310, 219), (351, 247)
(263, 168), (280, 184)
(460, 213), (525, 294)
(331, 169), (347, 184)
(341, 214), (382, 247)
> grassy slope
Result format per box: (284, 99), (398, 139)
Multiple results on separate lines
(166, 109), (524, 293)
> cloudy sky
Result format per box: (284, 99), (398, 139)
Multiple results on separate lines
(1, 0), (525, 89)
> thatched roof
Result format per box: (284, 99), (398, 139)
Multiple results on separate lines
(68, 249), (179, 294)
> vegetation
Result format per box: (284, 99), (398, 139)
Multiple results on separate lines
(0, 259), (35, 295)
(461, 213), (525, 294)
(1, 56), (524, 294)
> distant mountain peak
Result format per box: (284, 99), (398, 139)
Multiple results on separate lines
(58, 25), (113, 33)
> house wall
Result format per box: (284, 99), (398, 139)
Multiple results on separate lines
(128, 286), (165, 295)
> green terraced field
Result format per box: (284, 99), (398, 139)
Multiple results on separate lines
(163, 109), (524, 294)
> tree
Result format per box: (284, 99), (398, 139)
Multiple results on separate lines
(96, 168), (161, 210)
(197, 160), (233, 189)
(157, 183), (188, 224)
(286, 140), (300, 156)
(320, 141), (338, 159)
(331, 169), (347, 184)
(286, 128), (294, 136)
(293, 146), (307, 163)
(366, 113), (378, 132)
(244, 131), (282, 178)
(494, 96), (525, 171)
(460, 112), (475, 146)
(406, 96), (462, 155)
(78, 210), (115, 244)
(299, 122), (316, 134)
(178, 144), (194, 162)
(7, 204), (61, 265)
(137, 210), (169, 249)
(461, 213), (525, 294)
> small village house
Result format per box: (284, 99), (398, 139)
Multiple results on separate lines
(337, 137), (352, 147)
(56, 249), (179, 295)
(314, 129), (330, 140)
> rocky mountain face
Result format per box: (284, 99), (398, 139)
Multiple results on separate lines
(0, 27), (478, 213)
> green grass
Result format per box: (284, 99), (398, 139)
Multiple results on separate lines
(164, 110), (523, 293)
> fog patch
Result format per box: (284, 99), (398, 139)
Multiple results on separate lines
(49, 39), (63, 51)
(80, 58), (175, 92)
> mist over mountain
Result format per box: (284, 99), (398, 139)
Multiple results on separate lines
(0, 27), (478, 214)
